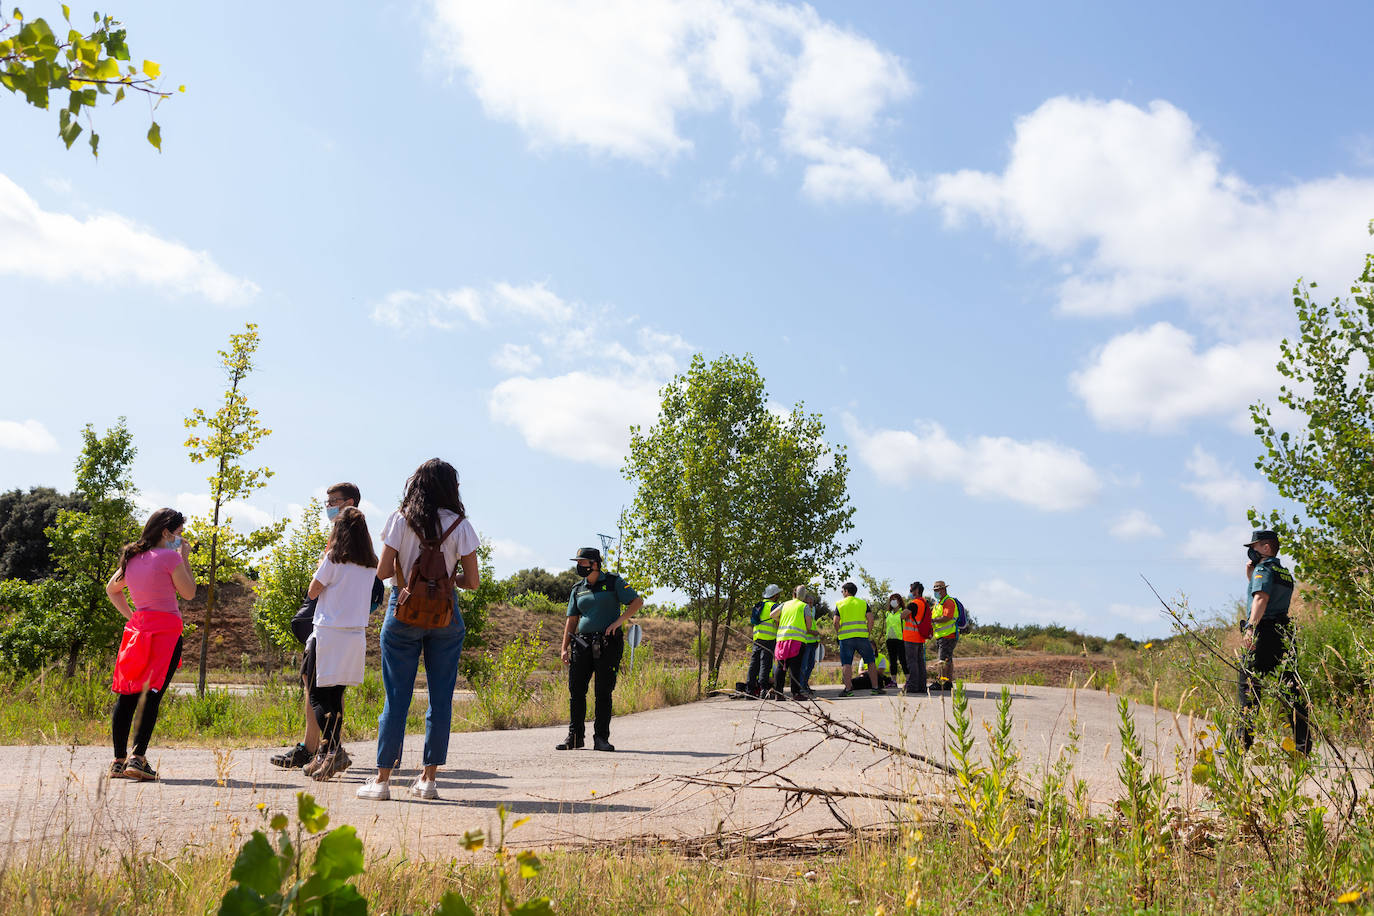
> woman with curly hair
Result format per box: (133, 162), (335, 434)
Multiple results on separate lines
(356, 458), (479, 802)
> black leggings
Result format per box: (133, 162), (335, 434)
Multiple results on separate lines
(310, 682), (345, 751)
(112, 637), (183, 759)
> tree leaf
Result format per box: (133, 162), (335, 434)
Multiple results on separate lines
(434, 892), (478, 916)
(88, 129), (97, 157)
(146, 120), (160, 151)
(227, 831), (282, 898)
(296, 792), (328, 833)
(312, 826), (364, 883)
(141, 58), (158, 78)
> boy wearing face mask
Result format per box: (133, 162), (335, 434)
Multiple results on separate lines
(271, 482), (366, 770)
(558, 547), (643, 751)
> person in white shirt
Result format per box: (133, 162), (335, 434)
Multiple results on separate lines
(302, 506), (378, 780)
(357, 458), (480, 802)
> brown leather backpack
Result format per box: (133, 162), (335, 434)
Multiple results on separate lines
(395, 517), (463, 629)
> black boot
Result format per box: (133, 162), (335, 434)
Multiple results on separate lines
(556, 732), (584, 750)
(592, 737), (615, 752)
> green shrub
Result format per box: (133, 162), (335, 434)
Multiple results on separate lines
(510, 591), (563, 615)
(465, 627), (546, 729)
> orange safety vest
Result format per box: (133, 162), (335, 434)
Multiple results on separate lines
(902, 597), (928, 643)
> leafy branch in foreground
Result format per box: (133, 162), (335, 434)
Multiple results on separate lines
(1, 6), (180, 155)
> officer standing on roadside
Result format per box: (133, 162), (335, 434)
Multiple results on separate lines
(1239, 530), (1311, 754)
(558, 547), (643, 752)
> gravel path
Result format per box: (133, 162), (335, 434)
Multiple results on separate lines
(0, 683), (1193, 861)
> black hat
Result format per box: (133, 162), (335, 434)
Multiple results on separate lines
(1244, 530), (1280, 546)
(571, 547), (602, 564)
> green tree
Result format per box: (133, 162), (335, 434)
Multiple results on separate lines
(184, 322), (285, 694)
(620, 353), (859, 692)
(45, 418), (140, 675)
(1, 6), (177, 155)
(501, 565), (581, 604)
(0, 485), (84, 581)
(1250, 224), (1374, 625)
(253, 499), (327, 652)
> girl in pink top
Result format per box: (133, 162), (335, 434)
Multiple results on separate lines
(105, 508), (196, 781)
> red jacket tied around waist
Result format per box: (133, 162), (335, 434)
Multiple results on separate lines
(111, 610), (184, 694)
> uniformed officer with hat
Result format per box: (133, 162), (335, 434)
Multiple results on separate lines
(1239, 530), (1311, 754)
(558, 547), (643, 752)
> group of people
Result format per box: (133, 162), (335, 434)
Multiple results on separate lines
(101, 457), (643, 800)
(744, 578), (966, 700)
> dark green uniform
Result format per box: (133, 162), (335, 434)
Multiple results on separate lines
(1239, 555), (1310, 753)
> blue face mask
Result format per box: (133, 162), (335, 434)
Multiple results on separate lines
(166, 536), (183, 550)
(326, 506), (341, 521)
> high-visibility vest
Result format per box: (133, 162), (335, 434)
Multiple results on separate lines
(776, 599), (810, 642)
(902, 598), (926, 643)
(753, 600), (778, 641)
(801, 604), (820, 644)
(885, 608), (902, 640)
(835, 596), (869, 639)
(932, 595), (958, 638)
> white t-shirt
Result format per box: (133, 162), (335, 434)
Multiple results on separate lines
(311, 556), (378, 629)
(381, 509), (479, 581)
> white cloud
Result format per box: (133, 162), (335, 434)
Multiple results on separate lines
(965, 578), (1088, 626)
(428, 0), (915, 207)
(1070, 322), (1278, 432)
(370, 288), (485, 330)
(1182, 446), (1264, 517)
(1181, 524), (1252, 575)
(489, 537), (538, 573)
(932, 97), (1374, 321)
(0, 173), (258, 305)
(1109, 509), (1163, 541)
(491, 343), (542, 374)
(489, 371), (663, 467)
(844, 415), (1101, 511)
(1107, 602), (1166, 627)
(491, 281), (575, 323)
(0, 419), (58, 453)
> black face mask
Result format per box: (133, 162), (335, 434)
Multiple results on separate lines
(1247, 547), (1264, 564)
(577, 564), (593, 578)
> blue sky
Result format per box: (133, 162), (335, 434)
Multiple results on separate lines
(3, 0), (1373, 637)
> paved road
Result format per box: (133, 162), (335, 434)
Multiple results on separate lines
(0, 684), (1198, 860)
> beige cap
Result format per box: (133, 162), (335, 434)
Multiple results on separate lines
(932, 580), (947, 590)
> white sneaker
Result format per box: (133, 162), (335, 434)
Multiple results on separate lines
(355, 777), (390, 801)
(409, 778), (438, 800)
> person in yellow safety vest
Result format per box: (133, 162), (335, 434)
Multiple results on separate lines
(929, 580), (959, 690)
(771, 586), (817, 700)
(802, 590), (818, 692)
(832, 582), (884, 696)
(884, 593), (908, 682)
(745, 584), (782, 697)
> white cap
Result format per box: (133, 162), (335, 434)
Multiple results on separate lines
(763, 584), (781, 598)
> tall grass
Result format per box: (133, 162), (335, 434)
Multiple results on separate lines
(0, 647), (700, 747)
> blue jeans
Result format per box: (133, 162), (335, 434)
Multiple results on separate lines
(838, 636), (876, 669)
(800, 642), (819, 688)
(376, 588), (466, 769)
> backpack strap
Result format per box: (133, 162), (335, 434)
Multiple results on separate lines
(394, 517), (465, 588)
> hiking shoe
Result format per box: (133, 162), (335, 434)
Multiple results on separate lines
(592, 738), (615, 752)
(555, 734), (584, 750)
(270, 743), (313, 769)
(870, 688), (885, 696)
(355, 777), (390, 801)
(123, 756), (157, 781)
(108, 759), (126, 779)
(310, 749), (352, 782)
(410, 778), (439, 800)
(839, 689), (854, 698)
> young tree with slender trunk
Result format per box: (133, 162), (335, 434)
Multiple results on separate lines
(47, 418), (140, 675)
(184, 323), (284, 694)
(620, 353), (859, 694)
